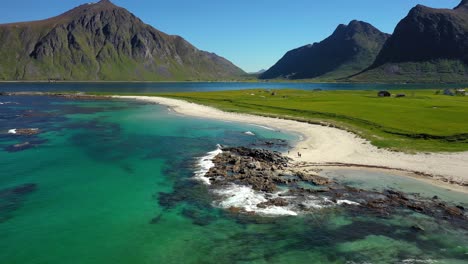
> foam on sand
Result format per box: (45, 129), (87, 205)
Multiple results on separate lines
(193, 145), (223, 185)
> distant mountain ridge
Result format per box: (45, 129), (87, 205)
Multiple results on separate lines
(0, 0), (245, 81)
(260, 20), (390, 80)
(350, 0), (468, 82)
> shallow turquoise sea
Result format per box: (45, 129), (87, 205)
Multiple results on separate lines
(0, 94), (467, 263)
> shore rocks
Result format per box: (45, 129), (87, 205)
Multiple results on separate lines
(205, 146), (467, 227)
(295, 171), (332, 185)
(258, 198), (289, 208)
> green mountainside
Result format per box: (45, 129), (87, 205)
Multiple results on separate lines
(259, 20), (390, 81)
(0, 0), (245, 81)
(351, 0), (468, 83)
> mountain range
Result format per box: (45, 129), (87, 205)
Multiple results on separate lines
(350, 0), (468, 82)
(0, 0), (245, 81)
(262, 0), (468, 83)
(259, 21), (390, 80)
(1, 0), (467, 83)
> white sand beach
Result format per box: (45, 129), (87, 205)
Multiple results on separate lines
(114, 95), (468, 191)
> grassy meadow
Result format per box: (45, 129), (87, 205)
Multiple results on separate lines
(155, 89), (468, 152)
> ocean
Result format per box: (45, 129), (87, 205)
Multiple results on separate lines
(0, 85), (467, 263)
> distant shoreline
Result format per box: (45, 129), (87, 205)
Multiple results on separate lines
(1, 80), (468, 85)
(113, 95), (468, 194)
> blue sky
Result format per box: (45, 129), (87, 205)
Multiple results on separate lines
(1, 0), (461, 72)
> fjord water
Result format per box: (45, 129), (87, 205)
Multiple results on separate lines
(1, 82), (468, 93)
(0, 95), (467, 263)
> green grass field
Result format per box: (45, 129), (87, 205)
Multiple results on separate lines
(158, 89), (468, 152)
(90, 89), (468, 152)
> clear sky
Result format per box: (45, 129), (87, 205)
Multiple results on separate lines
(0, 0), (461, 72)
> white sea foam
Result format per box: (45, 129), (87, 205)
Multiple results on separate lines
(244, 131), (255, 136)
(8, 129), (17, 134)
(0, 102), (18, 105)
(301, 200), (326, 209)
(214, 184), (297, 216)
(336, 200), (360, 206)
(193, 145), (223, 185)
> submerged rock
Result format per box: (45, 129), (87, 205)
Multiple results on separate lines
(0, 183), (37, 223)
(8, 128), (40, 135)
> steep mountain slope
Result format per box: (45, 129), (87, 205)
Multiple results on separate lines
(0, 0), (245, 81)
(352, 0), (468, 83)
(259, 20), (389, 80)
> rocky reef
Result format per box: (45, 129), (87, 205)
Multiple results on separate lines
(204, 147), (467, 228)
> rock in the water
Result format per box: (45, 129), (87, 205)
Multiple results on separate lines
(9, 128), (40, 135)
(295, 171), (332, 185)
(257, 198), (289, 208)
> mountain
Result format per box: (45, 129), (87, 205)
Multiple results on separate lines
(248, 69), (266, 75)
(259, 20), (390, 80)
(352, 0), (468, 83)
(0, 0), (245, 81)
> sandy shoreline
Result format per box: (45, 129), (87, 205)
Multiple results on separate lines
(114, 95), (468, 192)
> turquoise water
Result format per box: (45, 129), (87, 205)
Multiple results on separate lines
(0, 96), (467, 263)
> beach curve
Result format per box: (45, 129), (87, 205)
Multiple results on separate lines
(113, 95), (468, 192)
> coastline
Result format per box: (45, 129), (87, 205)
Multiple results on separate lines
(113, 95), (468, 193)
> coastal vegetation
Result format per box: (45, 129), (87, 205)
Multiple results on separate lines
(145, 89), (468, 152)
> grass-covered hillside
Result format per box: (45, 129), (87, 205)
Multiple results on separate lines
(155, 89), (468, 152)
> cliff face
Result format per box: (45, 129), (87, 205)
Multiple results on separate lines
(352, 0), (468, 83)
(260, 20), (389, 80)
(0, 0), (245, 81)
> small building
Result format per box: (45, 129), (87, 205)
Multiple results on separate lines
(455, 89), (466, 96)
(378, 91), (391, 97)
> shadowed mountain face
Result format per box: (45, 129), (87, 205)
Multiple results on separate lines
(0, 0), (245, 81)
(259, 20), (390, 80)
(352, 0), (468, 83)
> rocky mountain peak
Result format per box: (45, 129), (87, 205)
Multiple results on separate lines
(455, 0), (468, 9)
(260, 20), (389, 80)
(0, 0), (244, 81)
